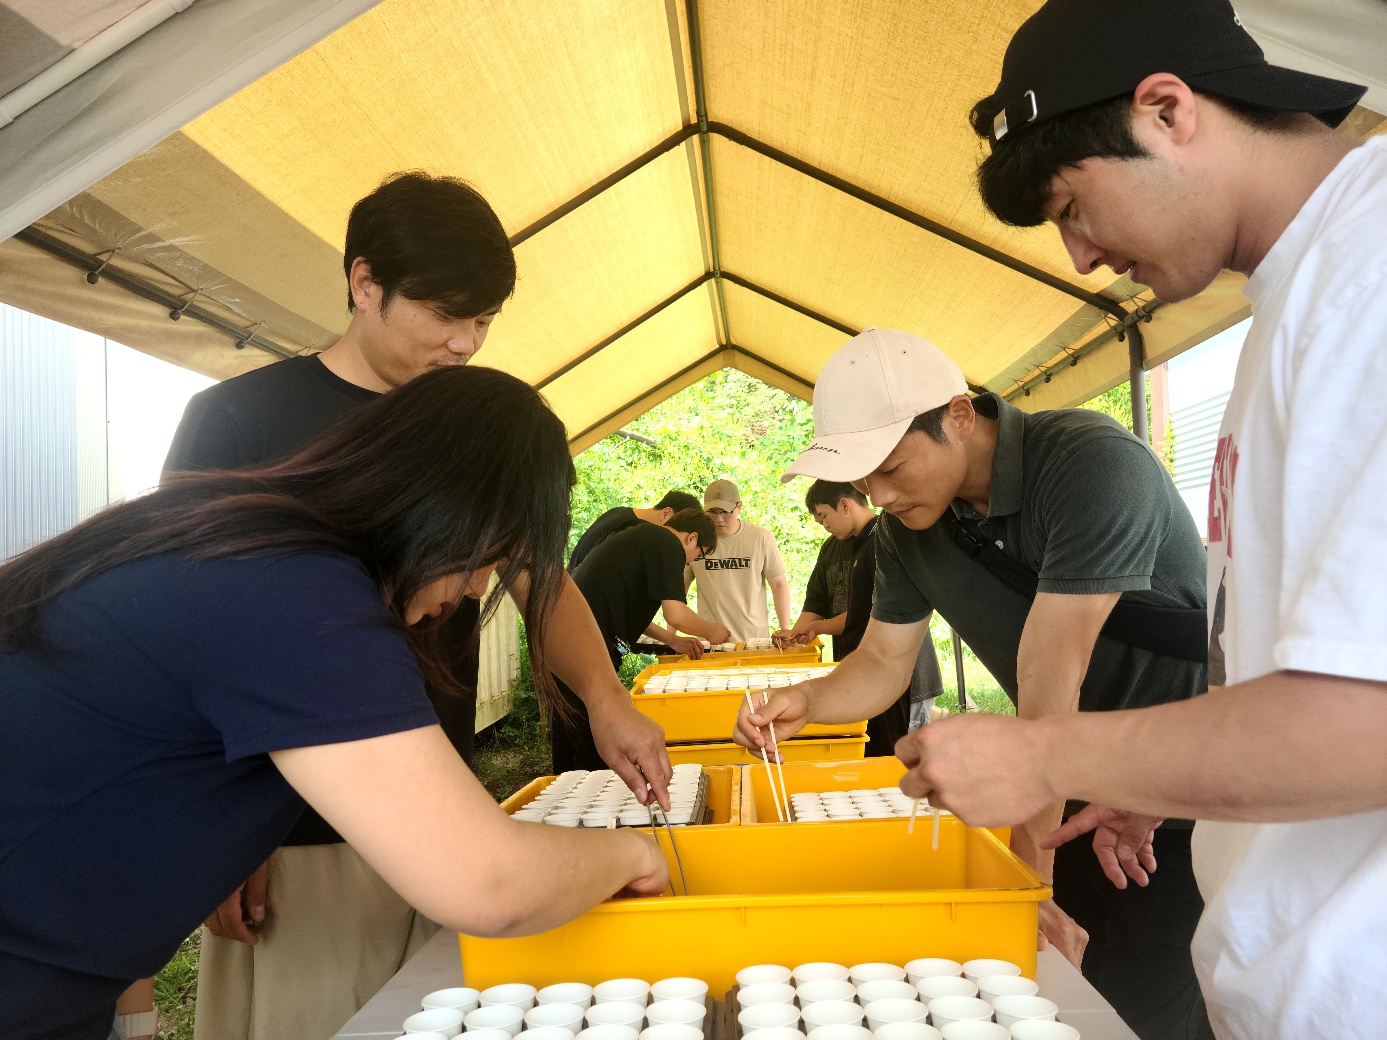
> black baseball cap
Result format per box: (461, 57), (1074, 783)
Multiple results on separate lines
(984, 0), (1367, 145)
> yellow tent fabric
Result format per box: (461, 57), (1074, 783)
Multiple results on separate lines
(4, 0), (1384, 451)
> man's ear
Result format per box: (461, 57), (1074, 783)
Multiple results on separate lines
(948, 394), (978, 441)
(348, 256), (379, 312)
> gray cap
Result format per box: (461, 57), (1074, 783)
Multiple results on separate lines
(704, 479), (740, 512)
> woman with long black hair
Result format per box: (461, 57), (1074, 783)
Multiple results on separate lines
(0, 366), (668, 1040)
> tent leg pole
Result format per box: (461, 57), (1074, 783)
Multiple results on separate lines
(1129, 325), (1149, 444)
(951, 628), (968, 713)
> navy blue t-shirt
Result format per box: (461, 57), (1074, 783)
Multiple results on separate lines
(0, 551), (438, 1037)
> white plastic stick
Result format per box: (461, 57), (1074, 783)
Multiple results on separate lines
(932, 804), (941, 850)
(762, 692), (792, 823)
(746, 691), (784, 822)
(908, 798), (919, 834)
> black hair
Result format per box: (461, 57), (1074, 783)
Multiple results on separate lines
(666, 509), (717, 554)
(344, 171), (516, 318)
(908, 404), (950, 445)
(1, 367), (575, 713)
(655, 491), (702, 514)
(804, 480), (867, 513)
(969, 90), (1307, 227)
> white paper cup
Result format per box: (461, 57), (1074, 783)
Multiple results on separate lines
(736, 983), (796, 1008)
(737, 1003), (800, 1033)
(856, 980), (918, 1005)
(874, 1023), (943, 1040)
(737, 965), (793, 987)
(422, 987), (479, 1013)
(646, 1000), (706, 1030)
(848, 963), (906, 986)
(796, 979), (856, 1005)
(527, 1004), (587, 1032)
(864, 998), (929, 1032)
(927, 997), (993, 1030)
(961, 961), (1020, 984)
(404, 1008), (463, 1035)
(404, 1008), (466, 1037)
(524, 1028), (577, 1040)
(576, 1027), (640, 1040)
(404, 1033), (451, 1040)
(731, 1029), (801, 1040)
(462, 1029), (513, 1040)
(916, 978), (979, 1002)
(1007, 1022), (1080, 1040)
(806, 1026), (872, 1040)
(638, 1025), (703, 1040)
(939, 1023), (1010, 1040)
(594, 979), (650, 1007)
(793, 962), (850, 985)
(480, 984), (537, 1011)
(538, 983), (595, 1009)
(976, 975), (1039, 1004)
(651, 978), (709, 1003)
(465, 1005), (524, 1037)
(905, 959), (964, 984)
(990, 995), (1057, 1029)
(801, 1000), (865, 1032)
(586, 1002), (646, 1031)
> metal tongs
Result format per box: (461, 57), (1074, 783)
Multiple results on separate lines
(637, 767), (690, 896)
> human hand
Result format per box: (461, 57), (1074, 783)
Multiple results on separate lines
(771, 629), (795, 649)
(734, 686), (811, 757)
(707, 623), (732, 646)
(1037, 899), (1088, 970)
(668, 635), (704, 660)
(590, 698), (672, 811)
(613, 830), (672, 899)
(1043, 805), (1163, 889)
(894, 714), (1058, 827)
(204, 860), (270, 944)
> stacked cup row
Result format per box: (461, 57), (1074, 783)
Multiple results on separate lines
(511, 766), (705, 827)
(788, 789), (920, 822)
(644, 667), (834, 695)
(732, 960), (1076, 1040)
(402, 977), (711, 1040)
(743, 638), (778, 650)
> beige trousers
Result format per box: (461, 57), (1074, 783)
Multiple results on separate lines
(194, 844), (439, 1040)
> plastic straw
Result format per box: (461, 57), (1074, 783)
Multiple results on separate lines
(762, 692), (792, 823)
(746, 691), (785, 822)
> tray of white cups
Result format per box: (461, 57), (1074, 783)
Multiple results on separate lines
(730, 959), (1075, 1040)
(401, 976), (714, 1040)
(786, 788), (919, 823)
(642, 667), (835, 696)
(510, 765), (710, 828)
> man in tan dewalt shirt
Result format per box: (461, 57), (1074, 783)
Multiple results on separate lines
(686, 479), (793, 643)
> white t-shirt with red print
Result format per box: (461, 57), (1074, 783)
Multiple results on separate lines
(1192, 137), (1387, 1040)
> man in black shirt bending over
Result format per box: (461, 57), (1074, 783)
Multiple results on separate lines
(554, 510), (731, 770)
(165, 173), (672, 1040)
(569, 490), (702, 572)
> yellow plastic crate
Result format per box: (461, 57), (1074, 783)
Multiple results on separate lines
(630, 653), (824, 691)
(459, 818), (1049, 992)
(631, 689), (865, 742)
(665, 734), (868, 766)
(739, 757), (1011, 845)
(500, 765), (741, 827)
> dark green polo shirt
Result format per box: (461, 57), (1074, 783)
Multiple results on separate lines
(871, 393), (1207, 716)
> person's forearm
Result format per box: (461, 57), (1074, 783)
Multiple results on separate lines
(644, 623), (677, 643)
(805, 630), (914, 724)
(664, 602), (724, 642)
(771, 578), (793, 631)
(815, 613), (846, 637)
(1044, 671), (1387, 821)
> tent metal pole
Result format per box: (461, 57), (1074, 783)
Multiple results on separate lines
(1129, 324), (1149, 443)
(15, 225), (298, 360)
(570, 346), (728, 446)
(726, 344), (816, 398)
(951, 628), (969, 713)
(685, 0), (732, 347)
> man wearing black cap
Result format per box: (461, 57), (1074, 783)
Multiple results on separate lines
(891, 4), (1387, 1040)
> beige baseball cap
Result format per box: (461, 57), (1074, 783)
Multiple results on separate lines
(781, 328), (968, 483)
(704, 479), (740, 512)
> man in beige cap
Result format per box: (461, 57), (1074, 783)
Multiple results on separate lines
(687, 479), (792, 644)
(736, 328), (1212, 1040)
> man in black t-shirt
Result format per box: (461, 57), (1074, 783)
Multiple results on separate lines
(568, 490), (702, 572)
(740, 329), (1212, 1040)
(166, 174), (673, 1040)
(554, 510), (731, 770)
(779, 480), (943, 754)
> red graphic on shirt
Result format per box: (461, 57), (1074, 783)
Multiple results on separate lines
(1208, 434), (1239, 558)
